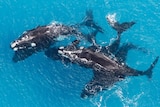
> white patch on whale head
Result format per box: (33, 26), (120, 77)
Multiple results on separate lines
(13, 47), (18, 51)
(31, 43), (36, 47)
(22, 31), (27, 34)
(11, 42), (17, 48)
(80, 46), (84, 50)
(45, 30), (50, 34)
(59, 46), (64, 49)
(58, 50), (63, 55)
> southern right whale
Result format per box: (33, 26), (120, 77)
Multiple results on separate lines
(10, 22), (83, 62)
(57, 41), (159, 98)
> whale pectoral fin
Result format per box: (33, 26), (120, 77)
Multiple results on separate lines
(84, 29), (99, 45)
(92, 23), (104, 33)
(115, 43), (138, 63)
(80, 10), (104, 33)
(81, 79), (103, 98)
(85, 9), (94, 20)
(115, 43), (151, 63)
(81, 70), (118, 98)
(81, 9), (93, 25)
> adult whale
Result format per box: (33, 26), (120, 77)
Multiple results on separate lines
(57, 42), (159, 98)
(10, 22), (82, 62)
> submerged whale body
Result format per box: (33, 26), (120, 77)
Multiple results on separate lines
(10, 22), (82, 62)
(58, 43), (159, 98)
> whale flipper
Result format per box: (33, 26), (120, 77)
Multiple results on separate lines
(80, 10), (104, 33)
(81, 69), (121, 98)
(83, 30), (99, 46)
(115, 43), (149, 63)
(115, 43), (138, 63)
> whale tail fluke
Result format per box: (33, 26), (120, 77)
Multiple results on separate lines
(144, 56), (159, 78)
(80, 10), (104, 33)
(117, 21), (136, 35)
(106, 13), (135, 36)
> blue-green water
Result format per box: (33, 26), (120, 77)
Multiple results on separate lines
(0, 0), (160, 107)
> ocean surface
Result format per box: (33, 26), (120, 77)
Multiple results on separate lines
(0, 0), (160, 107)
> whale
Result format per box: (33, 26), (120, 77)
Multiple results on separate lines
(10, 22), (84, 62)
(57, 41), (159, 98)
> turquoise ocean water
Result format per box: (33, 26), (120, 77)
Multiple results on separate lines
(0, 0), (160, 107)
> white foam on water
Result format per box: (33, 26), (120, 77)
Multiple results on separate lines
(56, 35), (68, 41)
(106, 13), (117, 27)
(115, 86), (144, 107)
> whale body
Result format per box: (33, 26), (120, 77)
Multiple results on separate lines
(10, 22), (82, 62)
(58, 43), (159, 98)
